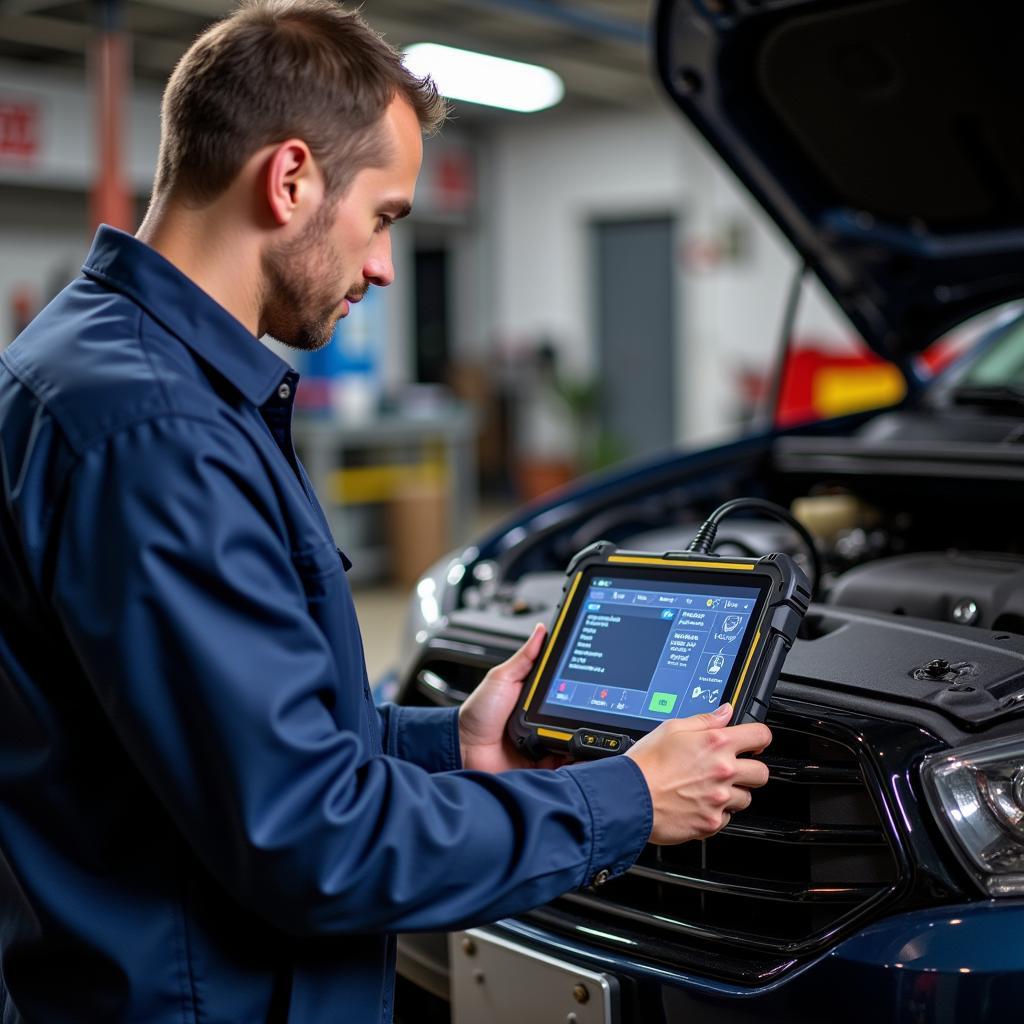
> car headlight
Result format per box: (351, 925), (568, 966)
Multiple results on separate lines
(923, 735), (1024, 895)
(400, 559), (455, 662)
(399, 549), (490, 658)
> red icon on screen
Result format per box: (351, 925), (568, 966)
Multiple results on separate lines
(558, 682), (567, 692)
(600, 689), (608, 699)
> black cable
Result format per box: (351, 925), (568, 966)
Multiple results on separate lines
(687, 497), (821, 598)
(710, 536), (761, 558)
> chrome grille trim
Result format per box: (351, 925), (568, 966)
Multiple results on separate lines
(628, 863), (886, 904)
(721, 814), (887, 846)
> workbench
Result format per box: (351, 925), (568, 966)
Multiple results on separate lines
(293, 405), (477, 583)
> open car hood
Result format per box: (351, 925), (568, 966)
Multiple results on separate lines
(655, 0), (1024, 367)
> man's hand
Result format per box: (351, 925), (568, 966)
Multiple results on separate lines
(626, 704), (772, 845)
(458, 623), (564, 772)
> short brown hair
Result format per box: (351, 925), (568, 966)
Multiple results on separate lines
(153, 0), (446, 204)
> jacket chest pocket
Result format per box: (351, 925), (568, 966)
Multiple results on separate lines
(291, 542), (349, 601)
(290, 542), (381, 752)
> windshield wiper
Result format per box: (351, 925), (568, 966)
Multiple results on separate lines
(951, 383), (1024, 412)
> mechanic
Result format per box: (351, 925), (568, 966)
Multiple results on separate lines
(0, 2), (773, 1021)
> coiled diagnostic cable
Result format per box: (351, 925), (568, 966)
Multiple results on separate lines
(687, 497), (821, 599)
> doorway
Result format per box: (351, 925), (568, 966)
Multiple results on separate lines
(592, 216), (677, 459)
(413, 246), (450, 384)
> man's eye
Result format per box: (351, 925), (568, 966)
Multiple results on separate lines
(376, 216), (393, 233)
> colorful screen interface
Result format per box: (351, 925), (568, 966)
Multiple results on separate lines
(539, 574), (762, 726)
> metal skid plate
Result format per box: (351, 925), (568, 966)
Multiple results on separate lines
(449, 928), (617, 1024)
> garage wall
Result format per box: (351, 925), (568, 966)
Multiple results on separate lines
(485, 102), (853, 445)
(486, 101), (688, 378)
(0, 61), (162, 192)
(0, 62), (161, 344)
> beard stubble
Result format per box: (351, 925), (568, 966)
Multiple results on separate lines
(260, 200), (348, 352)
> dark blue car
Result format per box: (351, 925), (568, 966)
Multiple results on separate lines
(394, 1), (1024, 1020)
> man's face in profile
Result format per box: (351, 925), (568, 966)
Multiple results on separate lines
(262, 96), (422, 351)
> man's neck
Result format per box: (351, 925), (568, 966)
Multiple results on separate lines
(137, 198), (262, 336)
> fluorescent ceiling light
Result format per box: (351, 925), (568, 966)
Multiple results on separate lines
(404, 43), (564, 114)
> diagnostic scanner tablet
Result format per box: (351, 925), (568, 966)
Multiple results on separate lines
(508, 541), (810, 760)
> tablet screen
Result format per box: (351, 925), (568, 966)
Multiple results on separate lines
(533, 570), (766, 734)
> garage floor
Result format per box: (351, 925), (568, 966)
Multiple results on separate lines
(351, 583), (410, 684)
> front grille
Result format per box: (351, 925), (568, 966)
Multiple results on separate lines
(551, 719), (903, 974)
(405, 645), (907, 983)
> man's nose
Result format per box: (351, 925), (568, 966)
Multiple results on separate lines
(363, 234), (394, 287)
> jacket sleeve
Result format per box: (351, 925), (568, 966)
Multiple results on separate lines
(377, 703), (464, 773)
(50, 415), (652, 936)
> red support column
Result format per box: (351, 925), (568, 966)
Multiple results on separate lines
(89, 1), (132, 232)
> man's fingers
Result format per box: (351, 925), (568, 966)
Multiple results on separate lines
(724, 788), (752, 815)
(720, 722), (773, 755)
(670, 704), (733, 733)
(733, 758), (771, 790)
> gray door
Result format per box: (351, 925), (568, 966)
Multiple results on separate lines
(593, 217), (677, 460)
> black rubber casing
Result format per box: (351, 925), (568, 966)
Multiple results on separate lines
(507, 541), (811, 760)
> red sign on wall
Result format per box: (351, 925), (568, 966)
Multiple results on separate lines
(0, 101), (40, 160)
(435, 150), (474, 212)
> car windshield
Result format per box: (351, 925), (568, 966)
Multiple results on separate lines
(956, 311), (1024, 390)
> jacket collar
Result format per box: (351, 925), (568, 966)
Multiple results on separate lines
(82, 225), (292, 407)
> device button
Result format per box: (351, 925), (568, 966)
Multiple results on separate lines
(582, 733), (598, 746)
(603, 737), (621, 750)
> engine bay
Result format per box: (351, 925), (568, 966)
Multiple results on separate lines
(437, 411), (1024, 733)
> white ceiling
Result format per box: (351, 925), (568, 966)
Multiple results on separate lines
(0, 0), (658, 111)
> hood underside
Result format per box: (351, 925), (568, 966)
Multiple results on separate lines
(656, 0), (1024, 364)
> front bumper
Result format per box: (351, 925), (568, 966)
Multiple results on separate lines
(401, 900), (1024, 1023)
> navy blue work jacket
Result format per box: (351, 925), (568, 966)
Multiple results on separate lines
(0, 227), (652, 1023)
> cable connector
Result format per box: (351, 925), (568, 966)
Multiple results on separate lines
(685, 518), (720, 556)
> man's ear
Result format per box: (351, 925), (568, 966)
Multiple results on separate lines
(265, 139), (323, 226)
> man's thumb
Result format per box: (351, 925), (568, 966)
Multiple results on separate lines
(501, 623), (546, 678)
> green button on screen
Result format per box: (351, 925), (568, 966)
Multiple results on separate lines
(649, 691), (677, 714)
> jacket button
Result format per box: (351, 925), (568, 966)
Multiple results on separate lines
(277, 382), (292, 400)
(591, 869), (610, 887)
